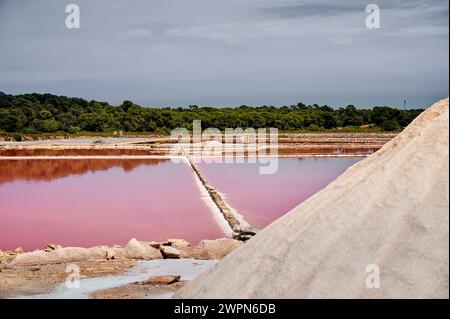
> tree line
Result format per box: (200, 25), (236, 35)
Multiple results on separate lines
(0, 92), (424, 134)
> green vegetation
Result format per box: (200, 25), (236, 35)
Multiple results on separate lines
(0, 92), (423, 136)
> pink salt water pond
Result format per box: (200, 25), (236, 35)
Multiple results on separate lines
(198, 157), (362, 228)
(0, 157), (361, 251)
(0, 159), (225, 251)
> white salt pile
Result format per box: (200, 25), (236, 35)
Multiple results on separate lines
(177, 98), (449, 299)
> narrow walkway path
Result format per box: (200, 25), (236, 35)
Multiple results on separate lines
(181, 147), (256, 239)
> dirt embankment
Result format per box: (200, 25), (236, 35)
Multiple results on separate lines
(0, 132), (395, 157)
(0, 133), (169, 142)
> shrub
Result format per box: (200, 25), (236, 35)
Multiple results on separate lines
(8, 132), (23, 141)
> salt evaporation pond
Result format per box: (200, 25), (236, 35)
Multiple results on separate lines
(0, 157), (361, 251)
(0, 159), (225, 251)
(198, 157), (362, 228)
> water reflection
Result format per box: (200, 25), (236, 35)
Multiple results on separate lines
(0, 148), (167, 157)
(0, 159), (168, 184)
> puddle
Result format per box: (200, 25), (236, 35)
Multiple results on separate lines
(14, 259), (217, 299)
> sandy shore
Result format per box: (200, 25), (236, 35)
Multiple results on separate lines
(11, 259), (217, 299)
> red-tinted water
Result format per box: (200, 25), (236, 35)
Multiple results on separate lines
(198, 157), (362, 228)
(0, 159), (224, 251)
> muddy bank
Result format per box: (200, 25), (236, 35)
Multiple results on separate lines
(0, 238), (241, 298)
(0, 258), (137, 298)
(12, 259), (217, 299)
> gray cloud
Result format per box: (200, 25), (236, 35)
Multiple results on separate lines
(259, 2), (364, 19)
(260, 0), (447, 19)
(0, 0), (448, 108)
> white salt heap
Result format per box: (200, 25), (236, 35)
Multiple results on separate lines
(177, 98), (449, 299)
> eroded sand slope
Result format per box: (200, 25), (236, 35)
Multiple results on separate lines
(177, 98), (449, 299)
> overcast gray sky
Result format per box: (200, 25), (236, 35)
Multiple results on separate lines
(0, 0), (448, 108)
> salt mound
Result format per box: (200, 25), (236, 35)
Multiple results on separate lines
(177, 98), (449, 299)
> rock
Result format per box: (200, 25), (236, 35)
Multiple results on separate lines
(10, 250), (48, 266)
(30, 266), (40, 271)
(238, 234), (254, 241)
(9, 240), (163, 266)
(10, 246), (111, 266)
(167, 245), (196, 258)
(239, 226), (260, 236)
(167, 239), (190, 247)
(147, 241), (163, 249)
(0, 250), (7, 261)
(105, 249), (115, 260)
(0, 250), (13, 263)
(10, 247), (97, 266)
(122, 238), (163, 260)
(146, 241), (171, 248)
(232, 224), (241, 233)
(140, 275), (181, 285)
(14, 247), (24, 254)
(193, 238), (243, 259)
(44, 243), (62, 252)
(160, 245), (181, 259)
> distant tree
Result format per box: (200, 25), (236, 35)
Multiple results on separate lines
(0, 92), (424, 133)
(380, 119), (401, 131)
(121, 100), (133, 112)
